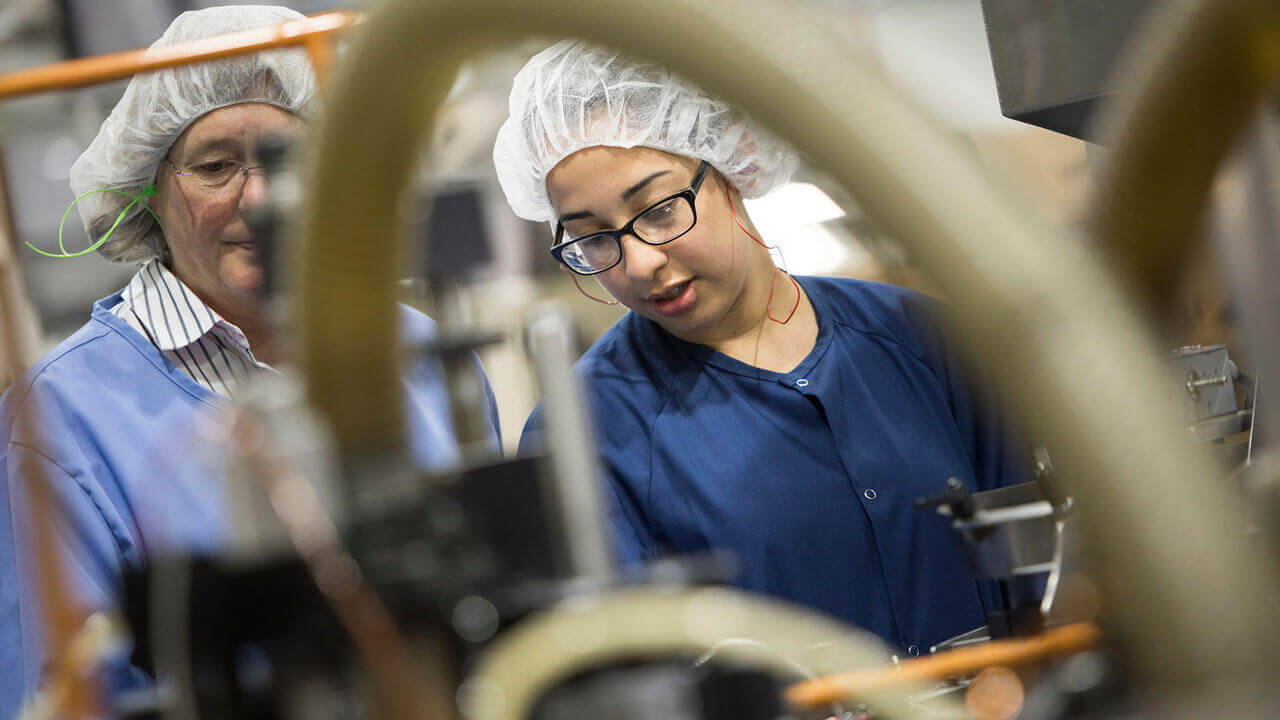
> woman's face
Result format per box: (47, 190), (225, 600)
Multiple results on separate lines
(152, 102), (301, 319)
(546, 146), (761, 345)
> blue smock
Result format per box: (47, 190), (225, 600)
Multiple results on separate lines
(0, 291), (500, 718)
(521, 276), (1026, 655)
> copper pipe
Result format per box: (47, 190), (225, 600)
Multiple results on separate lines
(230, 410), (454, 720)
(303, 35), (339, 90)
(785, 623), (1102, 709)
(0, 124), (91, 714)
(0, 146), (40, 387)
(0, 10), (360, 101)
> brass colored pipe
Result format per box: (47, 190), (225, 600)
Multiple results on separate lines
(465, 587), (958, 720)
(0, 11), (359, 101)
(0, 146), (40, 387)
(1091, 0), (1280, 326)
(785, 622), (1102, 709)
(0, 128), (94, 715)
(300, 0), (1279, 708)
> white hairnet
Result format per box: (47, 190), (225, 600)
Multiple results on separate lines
(493, 40), (798, 223)
(69, 5), (318, 264)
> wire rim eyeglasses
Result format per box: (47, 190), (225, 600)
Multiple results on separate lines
(550, 160), (712, 276)
(165, 157), (267, 190)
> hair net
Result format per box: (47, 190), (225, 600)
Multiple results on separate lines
(493, 40), (799, 223)
(69, 5), (318, 264)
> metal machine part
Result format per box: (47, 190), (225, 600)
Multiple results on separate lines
(951, 483), (1060, 580)
(464, 587), (942, 720)
(529, 661), (782, 720)
(979, 0), (1156, 139)
(919, 479), (1066, 639)
(524, 304), (614, 583)
(1169, 344), (1251, 445)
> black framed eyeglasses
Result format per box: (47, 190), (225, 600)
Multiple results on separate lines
(551, 160), (711, 275)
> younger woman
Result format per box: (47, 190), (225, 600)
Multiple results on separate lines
(494, 40), (1025, 654)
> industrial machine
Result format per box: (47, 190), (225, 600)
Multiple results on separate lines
(2, 0), (1279, 718)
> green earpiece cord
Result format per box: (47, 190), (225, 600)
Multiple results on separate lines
(29, 185), (164, 259)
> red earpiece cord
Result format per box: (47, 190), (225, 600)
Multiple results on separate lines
(727, 189), (800, 325)
(572, 273), (620, 305)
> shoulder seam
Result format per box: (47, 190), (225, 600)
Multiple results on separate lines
(7, 440), (134, 557)
(4, 324), (113, 412)
(828, 317), (935, 369)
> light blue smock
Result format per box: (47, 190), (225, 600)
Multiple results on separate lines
(521, 276), (1027, 656)
(0, 290), (499, 718)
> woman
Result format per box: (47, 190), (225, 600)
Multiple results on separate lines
(495, 40), (1025, 655)
(0, 7), (498, 713)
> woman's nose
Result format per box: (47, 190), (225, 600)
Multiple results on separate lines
(619, 232), (668, 279)
(238, 168), (269, 214)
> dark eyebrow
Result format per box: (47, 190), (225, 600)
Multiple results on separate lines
(557, 210), (594, 224)
(556, 170), (673, 225)
(621, 170), (670, 201)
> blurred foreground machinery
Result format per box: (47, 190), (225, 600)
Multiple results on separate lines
(8, 0), (1280, 718)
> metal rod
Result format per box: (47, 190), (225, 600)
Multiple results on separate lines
(0, 143), (39, 386)
(0, 11), (360, 101)
(525, 304), (613, 580)
(784, 622), (1102, 709)
(0, 123), (94, 716)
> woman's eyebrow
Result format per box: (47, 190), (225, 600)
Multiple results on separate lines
(557, 170), (674, 224)
(621, 170), (671, 201)
(558, 209), (595, 224)
(181, 138), (237, 158)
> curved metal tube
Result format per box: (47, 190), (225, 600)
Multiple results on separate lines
(295, 0), (1280, 702)
(463, 587), (946, 720)
(1091, 0), (1280, 321)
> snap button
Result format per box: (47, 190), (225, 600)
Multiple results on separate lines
(795, 378), (809, 387)
(864, 489), (877, 500)
(907, 645), (920, 656)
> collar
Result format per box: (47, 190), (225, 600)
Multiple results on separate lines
(121, 259), (254, 355)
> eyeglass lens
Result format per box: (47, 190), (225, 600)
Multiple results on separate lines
(562, 194), (696, 274)
(171, 159), (264, 189)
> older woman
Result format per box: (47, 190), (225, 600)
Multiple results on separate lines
(496, 41), (1026, 655)
(0, 6), (498, 713)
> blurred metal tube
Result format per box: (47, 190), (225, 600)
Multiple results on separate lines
(1090, 0), (1280, 326)
(0, 127), (94, 717)
(0, 11), (360, 100)
(0, 145), (40, 386)
(525, 304), (613, 581)
(296, 0), (1279, 699)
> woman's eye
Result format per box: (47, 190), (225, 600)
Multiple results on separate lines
(641, 199), (678, 224)
(197, 161), (233, 173)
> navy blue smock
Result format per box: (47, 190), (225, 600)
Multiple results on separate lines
(521, 276), (1026, 655)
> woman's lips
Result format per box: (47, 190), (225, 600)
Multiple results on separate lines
(651, 279), (695, 317)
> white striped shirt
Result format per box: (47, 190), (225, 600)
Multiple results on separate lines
(111, 260), (275, 398)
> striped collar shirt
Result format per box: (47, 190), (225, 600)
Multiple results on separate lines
(110, 259), (275, 399)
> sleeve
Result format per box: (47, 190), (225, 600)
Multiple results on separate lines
(475, 352), (502, 450)
(901, 293), (1032, 493)
(402, 350), (503, 468)
(519, 402), (657, 567)
(0, 442), (131, 719)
